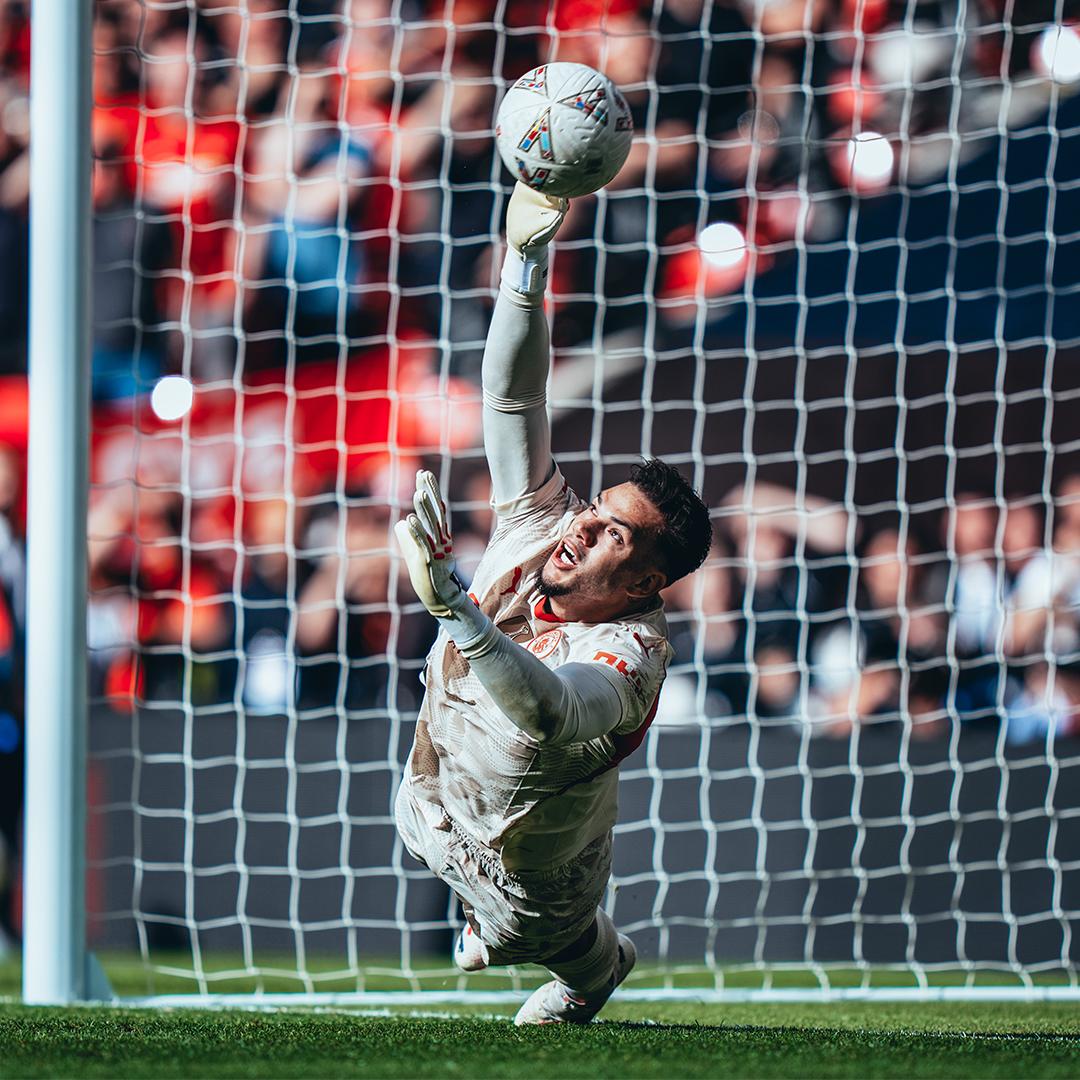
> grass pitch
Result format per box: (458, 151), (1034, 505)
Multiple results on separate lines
(3, 958), (1080, 1078)
(3, 1001), (1080, 1078)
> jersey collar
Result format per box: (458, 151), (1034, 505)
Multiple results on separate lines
(532, 596), (566, 624)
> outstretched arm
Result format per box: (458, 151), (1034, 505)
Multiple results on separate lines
(395, 470), (624, 744)
(482, 184), (567, 510)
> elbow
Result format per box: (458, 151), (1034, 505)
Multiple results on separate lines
(512, 701), (564, 744)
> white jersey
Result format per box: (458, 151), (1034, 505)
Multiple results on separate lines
(404, 465), (671, 873)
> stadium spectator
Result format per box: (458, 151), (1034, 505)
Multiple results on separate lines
(124, 23), (242, 378)
(714, 482), (851, 723)
(237, 496), (309, 713)
(810, 527), (947, 736)
(943, 492), (1005, 722)
(999, 499), (1054, 658)
(296, 498), (395, 710)
(0, 441), (23, 953)
(1005, 658), (1080, 744)
(242, 60), (374, 354)
(663, 537), (742, 719)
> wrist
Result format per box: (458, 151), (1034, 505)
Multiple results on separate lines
(501, 244), (548, 303)
(437, 592), (496, 655)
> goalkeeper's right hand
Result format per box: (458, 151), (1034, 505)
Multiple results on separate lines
(395, 469), (467, 620)
(395, 469), (496, 654)
(502, 183), (567, 296)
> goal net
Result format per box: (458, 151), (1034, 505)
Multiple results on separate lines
(80, 0), (1080, 1000)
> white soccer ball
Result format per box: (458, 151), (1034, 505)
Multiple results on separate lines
(495, 62), (634, 198)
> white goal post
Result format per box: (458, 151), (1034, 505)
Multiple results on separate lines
(22, 0), (95, 1006)
(22, 0), (1080, 1005)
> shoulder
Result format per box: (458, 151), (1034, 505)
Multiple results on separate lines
(491, 465), (585, 532)
(565, 610), (671, 721)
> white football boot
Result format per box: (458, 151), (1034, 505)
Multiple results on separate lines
(513, 933), (636, 1025)
(453, 923), (489, 973)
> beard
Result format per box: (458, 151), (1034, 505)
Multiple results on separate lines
(536, 562), (574, 598)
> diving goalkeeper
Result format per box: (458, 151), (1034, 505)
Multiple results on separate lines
(393, 183), (712, 1025)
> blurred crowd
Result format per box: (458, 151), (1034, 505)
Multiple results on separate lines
(663, 476), (1080, 741)
(0, 0), (1069, 378)
(0, 0), (1077, 947)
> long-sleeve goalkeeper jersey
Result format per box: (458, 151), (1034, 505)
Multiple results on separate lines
(400, 259), (671, 873)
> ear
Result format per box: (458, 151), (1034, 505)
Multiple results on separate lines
(627, 569), (667, 599)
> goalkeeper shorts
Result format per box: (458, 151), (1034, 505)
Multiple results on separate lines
(394, 780), (611, 964)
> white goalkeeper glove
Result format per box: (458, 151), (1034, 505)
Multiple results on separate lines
(502, 182), (568, 297)
(394, 470), (493, 649)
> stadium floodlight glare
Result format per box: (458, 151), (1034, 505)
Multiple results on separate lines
(698, 221), (747, 270)
(846, 131), (894, 188)
(150, 375), (194, 421)
(1034, 24), (1080, 83)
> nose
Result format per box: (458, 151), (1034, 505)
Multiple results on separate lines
(579, 520), (601, 546)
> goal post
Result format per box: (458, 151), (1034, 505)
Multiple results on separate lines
(22, 0), (96, 1005)
(20, 1), (1080, 1005)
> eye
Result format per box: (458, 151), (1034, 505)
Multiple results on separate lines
(609, 528), (624, 545)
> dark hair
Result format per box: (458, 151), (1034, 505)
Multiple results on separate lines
(628, 458), (713, 585)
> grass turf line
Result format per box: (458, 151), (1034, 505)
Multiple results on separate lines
(4, 953), (1075, 997)
(3, 1003), (1080, 1079)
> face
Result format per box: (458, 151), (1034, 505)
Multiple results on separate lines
(1057, 476), (1080, 530)
(144, 31), (193, 108)
(539, 482), (667, 619)
(1002, 504), (1041, 572)
(861, 530), (916, 609)
(951, 497), (997, 559)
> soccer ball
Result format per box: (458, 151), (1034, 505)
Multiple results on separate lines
(495, 63), (634, 198)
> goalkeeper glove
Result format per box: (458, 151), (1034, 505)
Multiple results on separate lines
(394, 470), (493, 650)
(502, 182), (567, 297)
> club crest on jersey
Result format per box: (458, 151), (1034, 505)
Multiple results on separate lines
(515, 159), (552, 189)
(527, 629), (564, 660)
(558, 86), (608, 125)
(514, 66), (547, 93)
(517, 109), (554, 160)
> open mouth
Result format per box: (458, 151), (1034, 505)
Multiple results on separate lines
(552, 539), (580, 570)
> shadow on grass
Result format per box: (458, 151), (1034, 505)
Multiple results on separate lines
(594, 1019), (1080, 1043)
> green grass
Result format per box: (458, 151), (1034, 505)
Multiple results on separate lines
(4, 956), (1080, 1078)
(2, 1001), (1080, 1079)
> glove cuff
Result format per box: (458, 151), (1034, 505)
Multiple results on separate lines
(501, 244), (548, 305)
(438, 590), (497, 655)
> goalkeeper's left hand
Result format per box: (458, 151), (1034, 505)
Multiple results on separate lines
(394, 470), (470, 621)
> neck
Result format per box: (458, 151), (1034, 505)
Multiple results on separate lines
(546, 592), (654, 624)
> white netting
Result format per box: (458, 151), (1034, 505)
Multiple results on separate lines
(77, 0), (1080, 996)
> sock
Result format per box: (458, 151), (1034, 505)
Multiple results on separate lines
(544, 909), (618, 995)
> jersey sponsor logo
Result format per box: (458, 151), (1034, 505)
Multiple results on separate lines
(592, 650), (644, 694)
(527, 628), (564, 660)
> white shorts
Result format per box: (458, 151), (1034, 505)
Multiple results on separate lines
(394, 780), (611, 964)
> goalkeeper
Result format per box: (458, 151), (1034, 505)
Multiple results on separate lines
(393, 183), (712, 1025)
